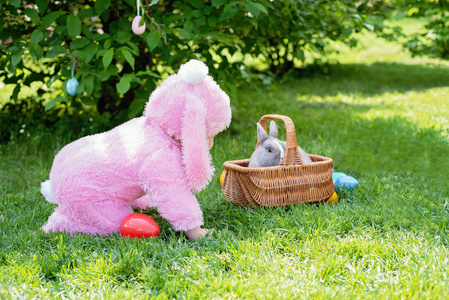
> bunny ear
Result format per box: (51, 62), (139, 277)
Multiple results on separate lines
(257, 123), (269, 144)
(269, 121), (278, 138)
(181, 93), (214, 192)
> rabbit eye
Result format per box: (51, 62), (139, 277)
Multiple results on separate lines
(267, 147), (272, 153)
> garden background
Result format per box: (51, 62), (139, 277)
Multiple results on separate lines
(1, 0), (449, 298)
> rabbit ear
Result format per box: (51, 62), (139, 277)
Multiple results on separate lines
(269, 121), (278, 138)
(181, 93), (214, 192)
(257, 123), (269, 144)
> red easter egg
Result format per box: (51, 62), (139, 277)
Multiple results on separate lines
(120, 213), (160, 238)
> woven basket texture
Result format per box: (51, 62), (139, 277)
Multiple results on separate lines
(222, 114), (334, 207)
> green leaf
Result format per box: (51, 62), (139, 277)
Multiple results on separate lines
(95, 0), (112, 15)
(149, 0), (159, 6)
(96, 49), (106, 59)
(92, 33), (111, 41)
(131, 77), (142, 84)
(126, 42), (140, 56)
(134, 88), (150, 98)
(145, 31), (161, 51)
(244, 2), (267, 18)
(6, 62), (16, 74)
(343, 27), (353, 37)
(104, 39), (112, 50)
(76, 81), (84, 95)
(24, 8), (40, 25)
(70, 37), (90, 50)
(81, 43), (99, 63)
(207, 15), (217, 28)
(219, 4), (239, 21)
(309, 43), (319, 53)
(184, 21), (194, 34)
(136, 70), (161, 78)
(408, 7), (420, 17)
(84, 75), (95, 95)
(81, 26), (94, 39)
(351, 14), (362, 21)
(315, 38), (325, 47)
(78, 8), (96, 18)
(295, 48), (305, 62)
(42, 11), (66, 28)
(211, 0), (227, 6)
(102, 48), (114, 69)
(116, 75), (131, 94)
(45, 45), (66, 58)
(9, 0), (21, 7)
(120, 47), (135, 70)
(11, 49), (24, 66)
(99, 65), (118, 81)
(45, 96), (65, 111)
(363, 23), (375, 31)
(36, 0), (49, 15)
(67, 15), (81, 38)
(128, 98), (147, 118)
(116, 31), (132, 44)
(81, 96), (97, 106)
(30, 29), (44, 45)
(176, 28), (192, 40)
(45, 75), (62, 88)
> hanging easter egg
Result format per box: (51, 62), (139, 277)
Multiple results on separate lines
(132, 16), (146, 35)
(120, 213), (160, 238)
(335, 175), (358, 191)
(66, 78), (79, 96)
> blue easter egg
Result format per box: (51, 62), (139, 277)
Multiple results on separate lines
(335, 175), (358, 191)
(66, 78), (79, 96)
(332, 172), (347, 182)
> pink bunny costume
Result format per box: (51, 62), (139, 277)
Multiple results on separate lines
(41, 60), (232, 235)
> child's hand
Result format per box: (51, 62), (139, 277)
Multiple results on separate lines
(184, 227), (214, 240)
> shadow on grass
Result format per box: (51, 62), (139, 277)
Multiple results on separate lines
(285, 61), (449, 97)
(329, 115), (449, 180)
(286, 62), (449, 179)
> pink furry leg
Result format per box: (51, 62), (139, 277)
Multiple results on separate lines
(143, 180), (204, 232)
(140, 167), (204, 231)
(42, 207), (107, 235)
(43, 197), (134, 236)
(132, 194), (154, 210)
(139, 144), (206, 232)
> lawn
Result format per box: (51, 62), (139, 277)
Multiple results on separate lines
(1, 23), (449, 299)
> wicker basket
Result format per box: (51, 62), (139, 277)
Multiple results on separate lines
(222, 114), (334, 207)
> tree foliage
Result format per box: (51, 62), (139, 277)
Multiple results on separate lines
(0, 0), (372, 142)
(399, 0), (449, 59)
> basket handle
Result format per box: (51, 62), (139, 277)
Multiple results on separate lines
(255, 114), (303, 166)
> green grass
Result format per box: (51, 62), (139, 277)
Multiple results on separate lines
(2, 25), (449, 298)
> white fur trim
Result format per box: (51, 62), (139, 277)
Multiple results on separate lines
(41, 180), (57, 204)
(272, 139), (285, 165)
(178, 59), (208, 84)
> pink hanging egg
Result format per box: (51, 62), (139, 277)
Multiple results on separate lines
(132, 16), (146, 35)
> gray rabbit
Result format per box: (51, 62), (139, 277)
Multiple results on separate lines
(248, 121), (312, 168)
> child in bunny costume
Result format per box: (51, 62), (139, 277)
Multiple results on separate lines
(41, 59), (232, 240)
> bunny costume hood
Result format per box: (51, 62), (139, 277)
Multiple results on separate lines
(41, 60), (232, 235)
(144, 60), (231, 191)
